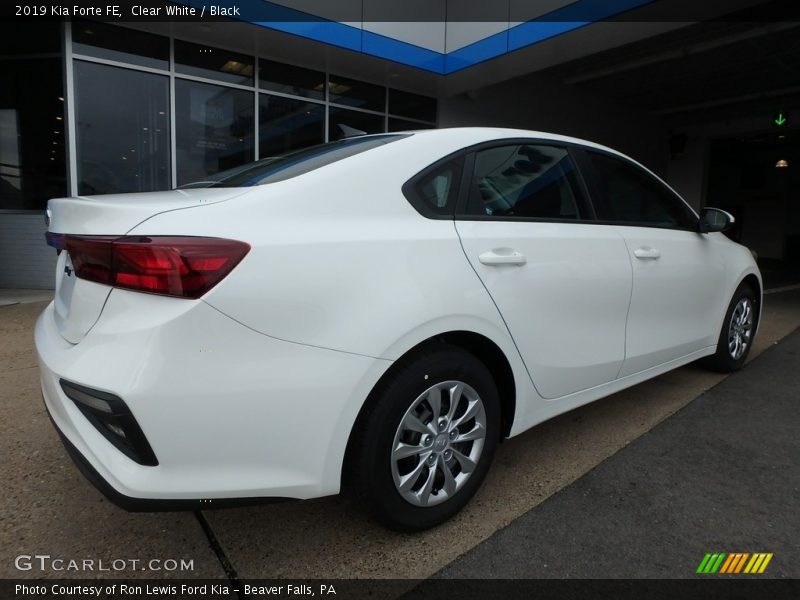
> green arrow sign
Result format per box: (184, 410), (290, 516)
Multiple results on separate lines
(773, 111), (789, 127)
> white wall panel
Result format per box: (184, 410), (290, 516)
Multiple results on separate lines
(362, 22), (447, 53)
(445, 22), (511, 53)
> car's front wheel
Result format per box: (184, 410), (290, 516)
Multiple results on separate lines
(703, 283), (759, 372)
(346, 345), (500, 531)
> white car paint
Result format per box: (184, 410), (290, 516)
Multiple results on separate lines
(456, 220), (632, 399)
(35, 127), (761, 505)
(615, 225), (731, 376)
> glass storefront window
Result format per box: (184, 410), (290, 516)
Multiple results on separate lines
(328, 75), (385, 112)
(259, 94), (324, 157)
(0, 19), (66, 210)
(175, 79), (254, 186)
(74, 60), (170, 195)
(175, 41), (254, 86)
(389, 89), (437, 123)
(259, 60), (325, 101)
(2, 23), (436, 203)
(389, 118), (435, 132)
(72, 21), (169, 71)
(328, 107), (386, 141)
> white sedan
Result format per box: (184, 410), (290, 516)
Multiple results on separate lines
(36, 128), (760, 531)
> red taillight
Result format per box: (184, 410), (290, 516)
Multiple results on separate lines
(68, 235), (116, 284)
(51, 235), (250, 299)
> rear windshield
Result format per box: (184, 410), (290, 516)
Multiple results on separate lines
(180, 134), (408, 188)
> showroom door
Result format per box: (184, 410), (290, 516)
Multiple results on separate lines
(455, 143), (632, 400)
(580, 150), (729, 377)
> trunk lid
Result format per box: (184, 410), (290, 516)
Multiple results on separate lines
(47, 188), (251, 343)
(47, 188), (251, 235)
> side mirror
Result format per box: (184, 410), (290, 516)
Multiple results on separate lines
(698, 207), (735, 233)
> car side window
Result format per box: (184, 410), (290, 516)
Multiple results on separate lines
(465, 144), (586, 220)
(587, 151), (696, 229)
(404, 157), (464, 217)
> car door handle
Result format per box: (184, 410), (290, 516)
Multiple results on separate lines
(478, 248), (527, 266)
(633, 247), (661, 260)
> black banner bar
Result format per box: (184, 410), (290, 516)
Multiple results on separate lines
(3, 579), (800, 600)
(3, 0), (800, 23)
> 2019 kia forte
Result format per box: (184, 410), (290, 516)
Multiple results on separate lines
(36, 128), (760, 531)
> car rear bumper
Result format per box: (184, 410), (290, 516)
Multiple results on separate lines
(35, 291), (389, 505)
(46, 403), (287, 511)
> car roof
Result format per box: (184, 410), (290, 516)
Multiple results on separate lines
(396, 127), (629, 158)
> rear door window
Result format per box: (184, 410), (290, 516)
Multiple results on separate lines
(465, 144), (588, 220)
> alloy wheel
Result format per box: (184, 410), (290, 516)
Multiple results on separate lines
(728, 297), (754, 360)
(390, 380), (487, 507)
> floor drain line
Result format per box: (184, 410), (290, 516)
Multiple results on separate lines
(194, 511), (247, 599)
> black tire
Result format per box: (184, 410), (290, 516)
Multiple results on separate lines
(702, 283), (759, 373)
(345, 344), (500, 532)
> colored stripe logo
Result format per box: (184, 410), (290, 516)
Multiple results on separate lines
(697, 553), (773, 574)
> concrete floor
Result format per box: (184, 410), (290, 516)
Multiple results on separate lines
(0, 289), (54, 307)
(436, 328), (800, 579)
(1, 290), (798, 581)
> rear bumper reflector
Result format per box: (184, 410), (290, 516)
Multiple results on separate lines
(60, 380), (158, 466)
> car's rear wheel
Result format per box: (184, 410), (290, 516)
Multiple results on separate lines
(703, 283), (758, 372)
(346, 345), (500, 531)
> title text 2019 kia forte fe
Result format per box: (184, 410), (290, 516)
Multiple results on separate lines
(35, 128), (760, 531)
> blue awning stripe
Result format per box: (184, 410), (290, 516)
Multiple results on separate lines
(179, 0), (657, 75)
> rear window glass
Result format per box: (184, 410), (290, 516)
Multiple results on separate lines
(180, 134), (408, 188)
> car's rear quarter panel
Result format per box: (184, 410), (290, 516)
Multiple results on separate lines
(127, 133), (525, 362)
(37, 292), (390, 499)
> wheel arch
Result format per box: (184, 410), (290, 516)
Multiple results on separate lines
(740, 272), (761, 298)
(712, 264), (763, 343)
(740, 271), (763, 333)
(341, 330), (517, 490)
(435, 331), (517, 438)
